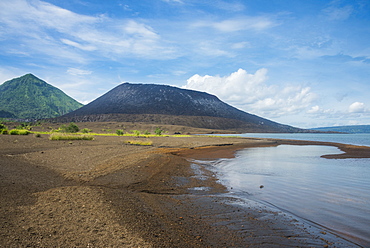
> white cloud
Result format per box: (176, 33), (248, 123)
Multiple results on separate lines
(197, 41), (233, 57)
(349, 102), (366, 113)
(0, 0), (177, 62)
(231, 42), (250, 49)
(61, 39), (96, 51)
(307, 105), (320, 114)
(183, 68), (317, 118)
(193, 16), (278, 33)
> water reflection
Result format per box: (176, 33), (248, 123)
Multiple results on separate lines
(211, 145), (370, 246)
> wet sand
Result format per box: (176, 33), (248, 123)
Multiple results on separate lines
(1, 133), (368, 247)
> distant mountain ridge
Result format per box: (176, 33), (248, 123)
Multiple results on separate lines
(59, 83), (305, 133)
(312, 125), (370, 133)
(0, 74), (83, 119)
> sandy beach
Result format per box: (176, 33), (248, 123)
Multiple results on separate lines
(1, 130), (368, 247)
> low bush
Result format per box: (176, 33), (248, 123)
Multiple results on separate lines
(60, 122), (80, 133)
(125, 140), (153, 146)
(154, 127), (163, 136)
(116, 129), (124, 135)
(49, 133), (94, 141)
(9, 129), (30, 135)
(131, 130), (141, 137)
(0, 123), (8, 134)
(81, 128), (92, 133)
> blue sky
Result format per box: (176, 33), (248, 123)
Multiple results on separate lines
(0, 0), (369, 128)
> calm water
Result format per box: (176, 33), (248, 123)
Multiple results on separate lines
(205, 134), (370, 246)
(237, 132), (370, 147)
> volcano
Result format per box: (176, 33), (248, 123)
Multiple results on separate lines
(58, 83), (303, 133)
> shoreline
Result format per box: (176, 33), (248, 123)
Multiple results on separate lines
(1, 134), (368, 247)
(167, 139), (368, 247)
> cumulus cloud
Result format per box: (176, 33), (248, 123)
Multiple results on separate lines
(349, 102), (366, 113)
(183, 68), (317, 117)
(307, 105), (320, 114)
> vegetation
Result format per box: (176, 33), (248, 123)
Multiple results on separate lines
(116, 129), (124, 135)
(49, 133), (94, 140)
(0, 74), (83, 119)
(125, 140), (153, 146)
(15, 122), (32, 130)
(131, 130), (141, 137)
(9, 129), (30, 135)
(60, 123), (80, 133)
(0, 123), (7, 134)
(154, 127), (163, 136)
(81, 128), (92, 133)
(0, 110), (15, 118)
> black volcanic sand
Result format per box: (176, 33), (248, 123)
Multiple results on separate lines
(1, 132), (368, 247)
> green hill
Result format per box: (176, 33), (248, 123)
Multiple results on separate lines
(0, 74), (83, 119)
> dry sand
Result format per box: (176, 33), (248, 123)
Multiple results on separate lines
(1, 129), (368, 247)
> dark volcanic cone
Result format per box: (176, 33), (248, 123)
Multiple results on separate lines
(57, 83), (303, 132)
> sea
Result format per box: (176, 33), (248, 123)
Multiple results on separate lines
(198, 133), (370, 247)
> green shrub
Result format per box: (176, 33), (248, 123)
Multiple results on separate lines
(15, 122), (33, 130)
(19, 130), (30, 135)
(49, 133), (94, 141)
(0, 123), (6, 130)
(131, 130), (141, 137)
(116, 129), (124, 135)
(9, 129), (30, 135)
(9, 129), (19, 135)
(154, 127), (163, 136)
(0, 123), (8, 134)
(60, 122), (80, 133)
(143, 130), (151, 135)
(81, 128), (92, 133)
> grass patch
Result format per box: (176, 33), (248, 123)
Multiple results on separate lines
(125, 140), (153, 146)
(9, 129), (30, 135)
(49, 133), (94, 141)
